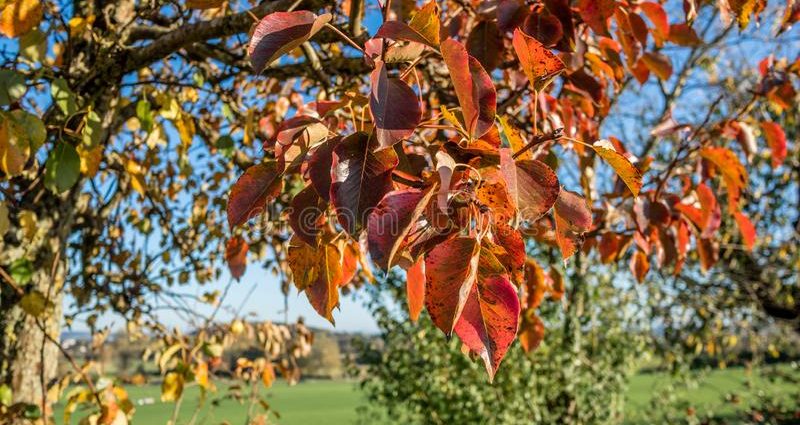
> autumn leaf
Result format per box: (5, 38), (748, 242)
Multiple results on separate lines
(287, 235), (342, 324)
(369, 60), (421, 149)
(20, 290), (53, 317)
(523, 258), (549, 309)
(523, 10), (564, 47)
(733, 211), (756, 250)
(330, 132), (398, 236)
(592, 140), (642, 197)
(424, 237), (480, 336)
(440, 38), (497, 140)
(641, 52), (673, 80)
(0, 0), (43, 38)
(498, 116), (530, 160)
(553, 189), (592, 260)
(668, 23), (702, 46)
(367, 186), (435, 270)
(578, 0), (615, 35)
(760, 122), (787, 168)
(699, 147), (748, 212)
(374, 0), (440, 48)
(640, 2), (670, 46)
(630, 250), (649, 283)
(500, 148), (561, 222)
(467, 20), (503, 71)
(161, 371), (184, 402)
(248, 11), (332, 73)
(512, 28), (565, 92)
(288, 185), (327, 246)
(225, 236), (248, 281)
(406, 258), (425, 322)
(307, 136), (340, 202)
(434, 150), (455, 214)
(227, 161), (284, 228)
(453, 245), (519, 381)
(519, 309), (545, 353)
(186, 0), (224, 9)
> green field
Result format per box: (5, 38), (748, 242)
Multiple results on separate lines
(55, 365), (798, 424)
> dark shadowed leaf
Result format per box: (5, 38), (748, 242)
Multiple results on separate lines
(367, 186), (435, 270)
(522, 9), (564, 47)
(440, 38), (497, 139)
(331, 133), (399, 235)
(466, 20), (503, 71)
(578, 0), (615, 35)
(44, 142), (80, 194)
(370, 61), (421, 149)
(248, 11), (332, 73)
(227, 161), (284, 228)
(308, 136), (341, 202)
(289, 184), (327, 246)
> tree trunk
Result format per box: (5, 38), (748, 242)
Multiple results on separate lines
(1, 194), (72, 421)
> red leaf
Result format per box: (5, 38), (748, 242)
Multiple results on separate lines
(500, 148), (561, 222)
(248, 11), (331, 73)
(225, 236), (248, 280)
(761, 122), (787, 168)
(629, 250), (649, 283)
(453, 246), (519, 381)
(227, 161), (283, 228)
(523, 10), (564, 47)
(696, 183), (721, 238)
(370, 61), (421, 149)
(519, 309), (545, 353)
(699, 147), (748, 212)
(289, 185), (327, 246)
(467, 20), (503, 71)
(512, 28), (566, 92)
(330, 133), (399, 236)
(578, 0), (616, 35)
(733, 211), (756, 250)
(406, 258), (425, 322)
(440, 38), (497, 139)
(308, 136), (340, 202)
(424, 237), (480, 335)
(553, 189), (592, 260)
(641, 52), (673, 80)
(367, 186), (435, 270)
(640, 2), (670, 46)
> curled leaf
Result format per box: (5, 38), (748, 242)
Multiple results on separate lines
(248, 11), (332, 73)
(367, 186), (435, 270)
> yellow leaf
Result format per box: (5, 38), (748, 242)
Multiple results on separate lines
(20, 290), (53, 317)
(68, 15), (95, 37)
(78, 144), (102, 177)
(592, 140), (642, 197)
(194, 361), (209, 389)
(160, 371), (184, 402)
(0, 0), (42, 37)
(0, 201), (8, 236)
(409, 0), (440, 46)
(18, 209), (36, 240)
(124, 158), (146, 196)
(175, 114), (195, 148)
(498, 115), (530, 160)
(261, 362), (275, 388)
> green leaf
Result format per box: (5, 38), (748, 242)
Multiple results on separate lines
(81, 109), (102, 147)
(216, 135), (234, 157)
(44, 142), (81, 194)
(136, 100), (153, 133)
(0, 384), (12, 406)
(8, 109), (46, 151)
(9, 259), (33, 285)
(51, 78), (78, 116)
(0, 70), (26, 106)
(20, 290), (54, 318)
(0, 201), (9, 237)
(19, 29), (46, 62)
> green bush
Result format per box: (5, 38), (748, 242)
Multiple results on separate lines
(354, 266), (649, 424)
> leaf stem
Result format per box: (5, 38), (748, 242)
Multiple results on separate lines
(324, 23), (366, 57)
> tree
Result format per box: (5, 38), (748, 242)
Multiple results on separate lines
(0, 0), (797, 423)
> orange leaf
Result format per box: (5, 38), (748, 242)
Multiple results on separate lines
(553, 189), (592, 260)
(592, 140), (642, 197)
(640, 2), (670, 46)
(0, 0), (42, 38)
(440, 38), (497, 139)
(512, 28), (565, 92)
(227, 161), (283, 228)
(641, 52), (673, 80)
(225, 236), (248, 281)
(629, 250), (649, 283)
(699, 147), (748, 212)
(406, 258), (425, 322)
(760, 122), (787, 168)
(519, 309), (545, 353)
(733, 211), (756, 250)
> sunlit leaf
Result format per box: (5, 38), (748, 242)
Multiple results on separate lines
(512, 28), (565, 92)
(227, 161), (284, 228)
(592, 140), (642, 197)
(406, 258), (425, 322)
(424, 237), (480, 336)
(733, 211), (756, 250)
(225, 236), (249, 281)
(629, 250), (649, 283)
(500, 148), (561, 222)
(699, 147), (748, 212)
(367, 186), (435, 270)
(160, 371), (184, 402)
(0, 0), (42, 38)
(519, 309), (545, 353)
(248, 11), (332, 73)
(440, 38), (497, 139)
(641, 52), (673, 80)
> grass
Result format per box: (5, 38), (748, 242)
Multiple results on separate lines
(54, 365), (798, 424)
